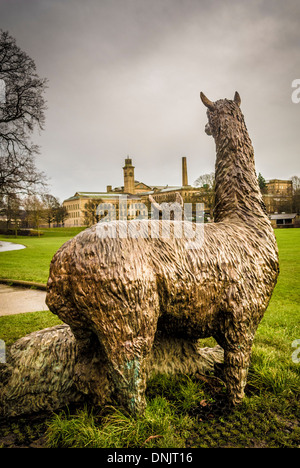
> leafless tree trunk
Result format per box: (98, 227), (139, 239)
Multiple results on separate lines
(0, 30), (48, 196)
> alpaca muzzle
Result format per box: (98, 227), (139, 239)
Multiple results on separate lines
(205, 123), (212, 135)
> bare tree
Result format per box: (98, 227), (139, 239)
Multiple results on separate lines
(83, 199), (103, 226)
(54, 205), (68, 227)
(194, 172), (215, 219)
(2, 192), (22, 235)
(194, 172), (215, 190)
(42, 194), (60, 228)
(42, 194), (69, 227)
(0, 30), (47, 196)
(291, 175), (300, 192)
(291, 175), (300, 214)
(23, 194), (46, 235)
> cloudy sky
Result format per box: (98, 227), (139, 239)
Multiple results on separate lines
(1, 0), (299, 202)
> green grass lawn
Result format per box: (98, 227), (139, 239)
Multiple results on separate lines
(0, 227), (299, 448)
(0, 227), (85, 284)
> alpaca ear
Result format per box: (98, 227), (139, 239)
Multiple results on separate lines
(149, 195), (162, 211)
(175, 192), (184, 207)
(200, 92), (215, 111)
(234, 91), (241, 107)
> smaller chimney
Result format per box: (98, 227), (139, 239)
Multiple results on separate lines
(107, 185), (112, 193)
(182, 157), (188, 187)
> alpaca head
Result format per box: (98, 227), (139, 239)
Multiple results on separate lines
(200, 91), (241, 139)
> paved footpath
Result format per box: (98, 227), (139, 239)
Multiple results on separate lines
(0, 283), (48, 316)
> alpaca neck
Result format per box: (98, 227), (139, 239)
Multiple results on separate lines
(213, 112), (268, 229)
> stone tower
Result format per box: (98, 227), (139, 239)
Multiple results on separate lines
(123, 157), (135, 194)
(182, 156), (188, 187)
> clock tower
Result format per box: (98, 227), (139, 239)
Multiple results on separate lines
(123, 156), (135, 194)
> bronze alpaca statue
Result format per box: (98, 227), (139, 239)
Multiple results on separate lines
(46, 92), (279, 415)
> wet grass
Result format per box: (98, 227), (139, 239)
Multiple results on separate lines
(0, 310), (62, 347)
(45, 374), (300, 448)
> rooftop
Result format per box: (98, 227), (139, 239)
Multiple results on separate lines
(64, 192), (141, 201)
(269, 213), (297, 220)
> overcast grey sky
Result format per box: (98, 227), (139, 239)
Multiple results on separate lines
(1, 0), (299, 202)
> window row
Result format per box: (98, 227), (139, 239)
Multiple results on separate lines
(66, 203), (80, 211)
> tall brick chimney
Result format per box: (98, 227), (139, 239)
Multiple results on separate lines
(182, 156), (188, 187)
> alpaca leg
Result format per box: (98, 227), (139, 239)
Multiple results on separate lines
(219, 316), (254, 405)
(108, 337), (152, 415)
(93, 295), (160, 416)
(97, 328), (157, 415)
(223, 343), (252, 404)
(71, 326), (111, 406)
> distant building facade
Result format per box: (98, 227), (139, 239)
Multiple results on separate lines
(63, 158), (295, 227)
(263, 179), (293, 214)
(63, 156), (203, 227)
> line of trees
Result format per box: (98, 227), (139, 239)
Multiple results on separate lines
(1, 192), (68, 235)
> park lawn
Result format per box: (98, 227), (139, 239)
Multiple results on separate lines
(0, 227), (299, 448)
(0, 227), (85, 284)
(257, 228), (300, 352)
(0, 236), (68, 283)
(0, 310), (63, 347)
